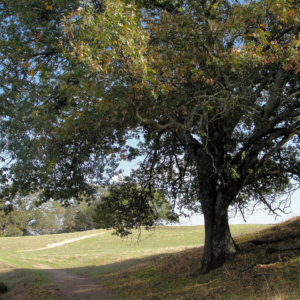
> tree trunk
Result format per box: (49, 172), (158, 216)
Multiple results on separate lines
(199, 183), (239, 274)
(22, 228), (31, 236)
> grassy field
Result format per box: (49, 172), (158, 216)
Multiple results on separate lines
(1, 221), (299, 299)
(0, 224), (268, 272)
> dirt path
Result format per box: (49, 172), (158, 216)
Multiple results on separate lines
(20, 232), (108, 252)
(32, 262), (119, 300)
(10, 232), (119, 299)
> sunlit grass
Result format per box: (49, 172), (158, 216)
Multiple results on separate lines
(0, 224), (269, 272)
(2, 223), (287, 299)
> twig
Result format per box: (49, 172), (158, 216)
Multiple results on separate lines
(240, 263), (256, 272)
(251, 273), (272, 278)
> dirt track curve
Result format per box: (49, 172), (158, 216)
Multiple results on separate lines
(21, 232), (118, 299)
(33, 263), (119, 300)
(19, 232), (108, 252)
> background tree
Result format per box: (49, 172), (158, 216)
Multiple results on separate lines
(61, 204), (77, 232)
(0, 193), (89, 236)
(1, 0), (300, 273)
(34, 199), (97, 234)
(0, 193), (44, 236)
(74, 203), (96, 231)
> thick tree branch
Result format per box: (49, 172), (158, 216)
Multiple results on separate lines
(263, 69), (285, 121)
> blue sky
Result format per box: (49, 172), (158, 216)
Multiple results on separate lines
(118, 153), (300, 226)
(185, 193), (300, 225)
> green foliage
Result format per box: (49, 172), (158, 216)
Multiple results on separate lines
(33, 200), (99, 234)
(0, 193), (99, 236)
(93, 180), (178, 237)
(74, 205), (95, 231)
(1, 0), (300, 271)
(37, 201), (66, 234)
(0, 193), (44, 237)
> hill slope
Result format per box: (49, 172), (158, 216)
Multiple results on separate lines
(1, 220), (299, 299)
(103, 218), (300, 300)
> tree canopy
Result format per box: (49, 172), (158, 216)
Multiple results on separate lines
(93, 180), (177, 236)
(1, 0), (300, 273)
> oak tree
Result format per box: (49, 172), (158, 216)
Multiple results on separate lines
(1, 0), (300, 273)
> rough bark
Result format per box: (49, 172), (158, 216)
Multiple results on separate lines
(199, 180), (239, 274)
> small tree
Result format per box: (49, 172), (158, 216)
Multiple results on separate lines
(1, 0), (300, 273)
(36, 201), (66, 234)
(93, 180), (178, 236)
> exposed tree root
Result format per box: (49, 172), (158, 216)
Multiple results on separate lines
(248, 233), (300, 245)
(265, 245), (300, 254)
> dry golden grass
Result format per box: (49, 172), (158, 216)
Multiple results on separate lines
(2, 283), (57, 300)
(102, 217), (300, 300)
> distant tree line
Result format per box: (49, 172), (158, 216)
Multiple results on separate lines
(0, 184), (173, 237)
(0, 194), (97, 237)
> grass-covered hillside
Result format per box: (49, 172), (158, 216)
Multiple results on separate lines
(1, 220), (299, 299)
(105, 218), (300, 300)
(0, 224), (268, 273)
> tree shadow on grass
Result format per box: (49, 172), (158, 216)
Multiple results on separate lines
(0, 252), (170, 300)
(0, 265), (57, 300)
(76, 252), (168, 277)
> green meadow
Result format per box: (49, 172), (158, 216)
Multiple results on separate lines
(0, 224), (268, 274)
(2, 221), (300, 299)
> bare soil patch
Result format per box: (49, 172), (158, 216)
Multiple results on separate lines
(31, 262), (119, 300)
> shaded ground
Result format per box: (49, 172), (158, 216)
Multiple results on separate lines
(30, 262), (119, 300)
